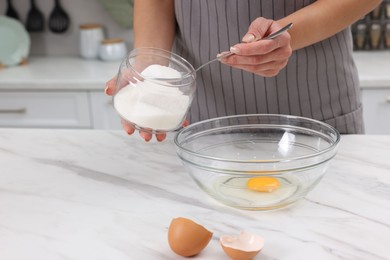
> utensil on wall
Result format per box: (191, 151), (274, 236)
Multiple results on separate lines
(48, 0), (70, 33)
(26, 0), (45, 32)
(5, 0), (20, 20)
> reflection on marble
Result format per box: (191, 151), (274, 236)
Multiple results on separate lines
(0, 129), (389, 260)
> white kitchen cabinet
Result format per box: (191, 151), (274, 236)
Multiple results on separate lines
(89, 91), (122, 129)
(0, 90), (123, 129)
(361, 88), (390, 134)
(0, 91), (91, 128)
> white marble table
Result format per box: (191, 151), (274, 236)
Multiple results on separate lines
(0, 129), (389, 260)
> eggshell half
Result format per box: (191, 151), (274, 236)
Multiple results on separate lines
(220, 231), (264, 260)
(168, 217), (213, 257)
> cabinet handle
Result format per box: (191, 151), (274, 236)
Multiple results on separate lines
(0, 108), (27, 114)
(386, 96), (390, 103)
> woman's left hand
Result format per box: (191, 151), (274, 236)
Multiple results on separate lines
(219, 18), (292, 77)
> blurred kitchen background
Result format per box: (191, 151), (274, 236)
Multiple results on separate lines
(0, 0), (135, 130)
(0, 0), (134, 56)
(0, 0), (389, 134)
(352, 0), (390, 50)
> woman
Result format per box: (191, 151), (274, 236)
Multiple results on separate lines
(106, 0), (382, 142)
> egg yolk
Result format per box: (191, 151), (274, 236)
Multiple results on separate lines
(247, 177), (280, 192)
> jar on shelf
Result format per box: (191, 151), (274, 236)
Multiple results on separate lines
(99, 38), (127, 61)
(385, 23), (390, 48)
(386, 1), (390, 19)
(354, 22), (368, 50)
(79, 24), (104, 59)
(371, 4), (382, 19)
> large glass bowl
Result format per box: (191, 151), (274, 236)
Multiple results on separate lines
(174, 114), (340, 210)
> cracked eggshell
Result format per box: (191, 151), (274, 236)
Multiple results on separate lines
(220, 231), (264, 260)
(168, 217), (213, 257)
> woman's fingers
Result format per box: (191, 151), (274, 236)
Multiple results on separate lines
(154, 119), (188, 142)
(219, 18), (292, 77)
(221, 46), (292, 66)
(139, 131), (153, 142)
(230, 33), (290, 57)
(121, 119), (167, 142)
(105, 77), (117, 96)
(142, 118), (189, 142)
(121, 119), (136, 135)
(182, 119), (189, 127)
(155, 133), (167, 142)
(228, 60), (289, 77)
(242, 17), (273, 42)
(105, 68), (140, 97)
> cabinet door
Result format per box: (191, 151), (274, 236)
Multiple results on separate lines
(89, 91), (122, 129)
(0, 91), (91, 128)
(361, 88), (390, 134)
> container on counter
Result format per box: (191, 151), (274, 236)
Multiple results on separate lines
(352, 1), (390, 51)
(370, 23), (382, 49)
(99, 38), (127, 61)
(386, 1), (390, 19)
(79, 24), (104, 59)
(371, 4), (382, 20)
(354, 22), (368, 50)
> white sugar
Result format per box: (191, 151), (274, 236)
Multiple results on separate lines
(114, 64), (189, 131)
(141, 64), (182, 79)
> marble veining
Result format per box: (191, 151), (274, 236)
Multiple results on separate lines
(0, 129), (389, 260)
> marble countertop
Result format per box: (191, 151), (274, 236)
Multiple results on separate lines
(0, 57), (118, 91)
(0, 51), (389, 91)
(0, 129), (389, 260)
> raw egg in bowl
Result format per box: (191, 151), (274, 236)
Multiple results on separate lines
(174, 114), (340, 210)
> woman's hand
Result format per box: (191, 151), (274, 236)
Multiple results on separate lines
(105, 76), (189, 142)
(219, 18), (292, 77)
(105, 76), (163, 142)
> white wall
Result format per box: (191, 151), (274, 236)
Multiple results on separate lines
(1, 0), (134, 56)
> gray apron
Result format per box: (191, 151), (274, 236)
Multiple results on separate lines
(174, 0), (364, 134)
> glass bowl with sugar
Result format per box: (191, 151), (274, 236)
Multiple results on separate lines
(113, 47), (196, 133)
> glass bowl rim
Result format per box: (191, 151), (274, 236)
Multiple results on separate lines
(174, 114), (341, 164)
(125, 47), (196, 87)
